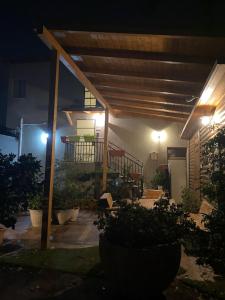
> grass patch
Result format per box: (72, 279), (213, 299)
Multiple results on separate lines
(0, 247), (100, 275)
(181, 277), (225, 300)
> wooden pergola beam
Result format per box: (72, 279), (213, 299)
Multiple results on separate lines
(90, 76), (200, 95)
(38, 26), (110, 110)
(67, 47), (214, 65)
(101, 92), (194, 107)
(41, 50), (59, 250)
(114, 110), (186, 122)
(95, 84), (195, 98)
(107, 99), (191, 114)
(111, 105), (188, 119)
(102, 109), (109, 191)
(85, 71), (203, 86)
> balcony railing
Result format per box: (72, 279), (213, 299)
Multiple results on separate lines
(63, 138), (143, 175)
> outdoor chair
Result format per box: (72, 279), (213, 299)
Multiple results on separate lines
(98, 192), (120, 215)
(189, 199), (214, 229)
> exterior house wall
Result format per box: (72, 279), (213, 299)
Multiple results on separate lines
(108, 115), (187, 187)
(5, 61), (84, 164)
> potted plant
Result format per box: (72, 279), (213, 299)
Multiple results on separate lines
(181, 187), (201, 213)
(53, 185), (80, 225)
(95, 199), (195, 297)
(28, 194), (43, 227)
(83, 134), (95, 142)
(151, 168), (169, 191)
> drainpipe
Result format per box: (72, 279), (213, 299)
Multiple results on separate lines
(18, 117), (23, 158)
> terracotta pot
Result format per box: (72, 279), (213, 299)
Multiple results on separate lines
(99, 235), (181, 297)
(0, 228), (6, 246)
(70, 208), (80, 222)
(29, 209), (43, 227)
(56, 209), (73, 225)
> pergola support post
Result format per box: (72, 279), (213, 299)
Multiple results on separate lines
(102, 109), (109, 191)
(41, 50), (59, 250)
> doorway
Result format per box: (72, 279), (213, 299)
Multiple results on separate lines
(167, 147), (187, 202)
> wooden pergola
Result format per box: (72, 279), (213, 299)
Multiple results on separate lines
(38, 26), (225, 248)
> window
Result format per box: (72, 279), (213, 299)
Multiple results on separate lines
(12, 79), (26, 99)
(167, 147), (186, 160)
(84, 88), (96, 108)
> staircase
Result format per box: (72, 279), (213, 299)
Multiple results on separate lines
(63, 138), (143, 176)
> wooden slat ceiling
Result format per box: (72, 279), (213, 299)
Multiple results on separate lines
(50, 30), (225, 122)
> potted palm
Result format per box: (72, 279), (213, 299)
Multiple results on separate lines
(95, 199), (195, 297)
(28, 194), (43, 227)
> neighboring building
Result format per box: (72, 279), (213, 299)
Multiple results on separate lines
(0, 60), (187, 197)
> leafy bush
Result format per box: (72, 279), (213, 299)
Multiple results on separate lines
(186, 209), (225, 276)
(95, 198), (196, 249)
(28, 194), (43, 210)
(0, 152), (42, 228)
(151, 168), (169, 190)
(181, 187), (201, 213)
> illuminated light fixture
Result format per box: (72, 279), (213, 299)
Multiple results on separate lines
(40, 132), (49, 144)
(151, 130), (167, 142)
(200, 116), (211, 126)
(199, 87), (214, 105)
(93, 113), (105, 127)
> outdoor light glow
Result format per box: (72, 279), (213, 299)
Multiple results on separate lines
(201, 116), (211, 126)
(40, 132), (48, 144)
(93, 113), (105, 127)
(151, 130), (167, 142)
(199, 87), (214, 105)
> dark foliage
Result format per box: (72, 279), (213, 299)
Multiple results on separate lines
(186, 209), (225, 276)
(0, 152), (42, 228)
(95, 198), (196, 249)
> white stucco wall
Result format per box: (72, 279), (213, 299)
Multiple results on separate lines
(108, 114), (187, 186)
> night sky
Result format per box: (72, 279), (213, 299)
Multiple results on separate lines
(1, 1), (225, 62)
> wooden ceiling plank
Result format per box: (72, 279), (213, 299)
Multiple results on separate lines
(95, 84), (196, 98)
(68, 47), (215, 65)
(114, 110), (186, 122)
(101, 92), (194, 107)
(111, 105), (188, 119)
(85, 71), (203, 86)
(107, 99), (191, 114)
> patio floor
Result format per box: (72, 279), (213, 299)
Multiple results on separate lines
(4, 210), (99, 249)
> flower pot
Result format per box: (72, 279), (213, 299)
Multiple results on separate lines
(83, 135), (95, 142)
(29, 209), (43, 228)
(0, 228), (6, 246)
(70, 208), (80, 222)
(158, 185), (163, 190)
(68, 136), (80, 142)
(56, 209), (73, 225)
(99, 235), (181, 297)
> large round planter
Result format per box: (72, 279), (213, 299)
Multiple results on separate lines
(70, 208), (80, 222)
(0, 228), (6, 246)
(99, 235), (181, 296)
(56, 209), (73, 225)
(29, 209), (43, 228)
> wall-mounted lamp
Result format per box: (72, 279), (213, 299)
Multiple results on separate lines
(40, 132), (49, 144)
(151, 130), (167, 142)
(93, 112), (105, 127)
(200, 116), (212, 126)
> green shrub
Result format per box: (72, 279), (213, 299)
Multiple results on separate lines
(0, 152), (42, 228)
(181, 187), (201, 213)
(95, 198), (196, 249)
(186, 209), (225, 276)
(28, 194), (43, 210)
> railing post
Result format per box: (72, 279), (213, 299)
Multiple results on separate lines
(102, 109), (109, 191)
(41, 50), (59, 250)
